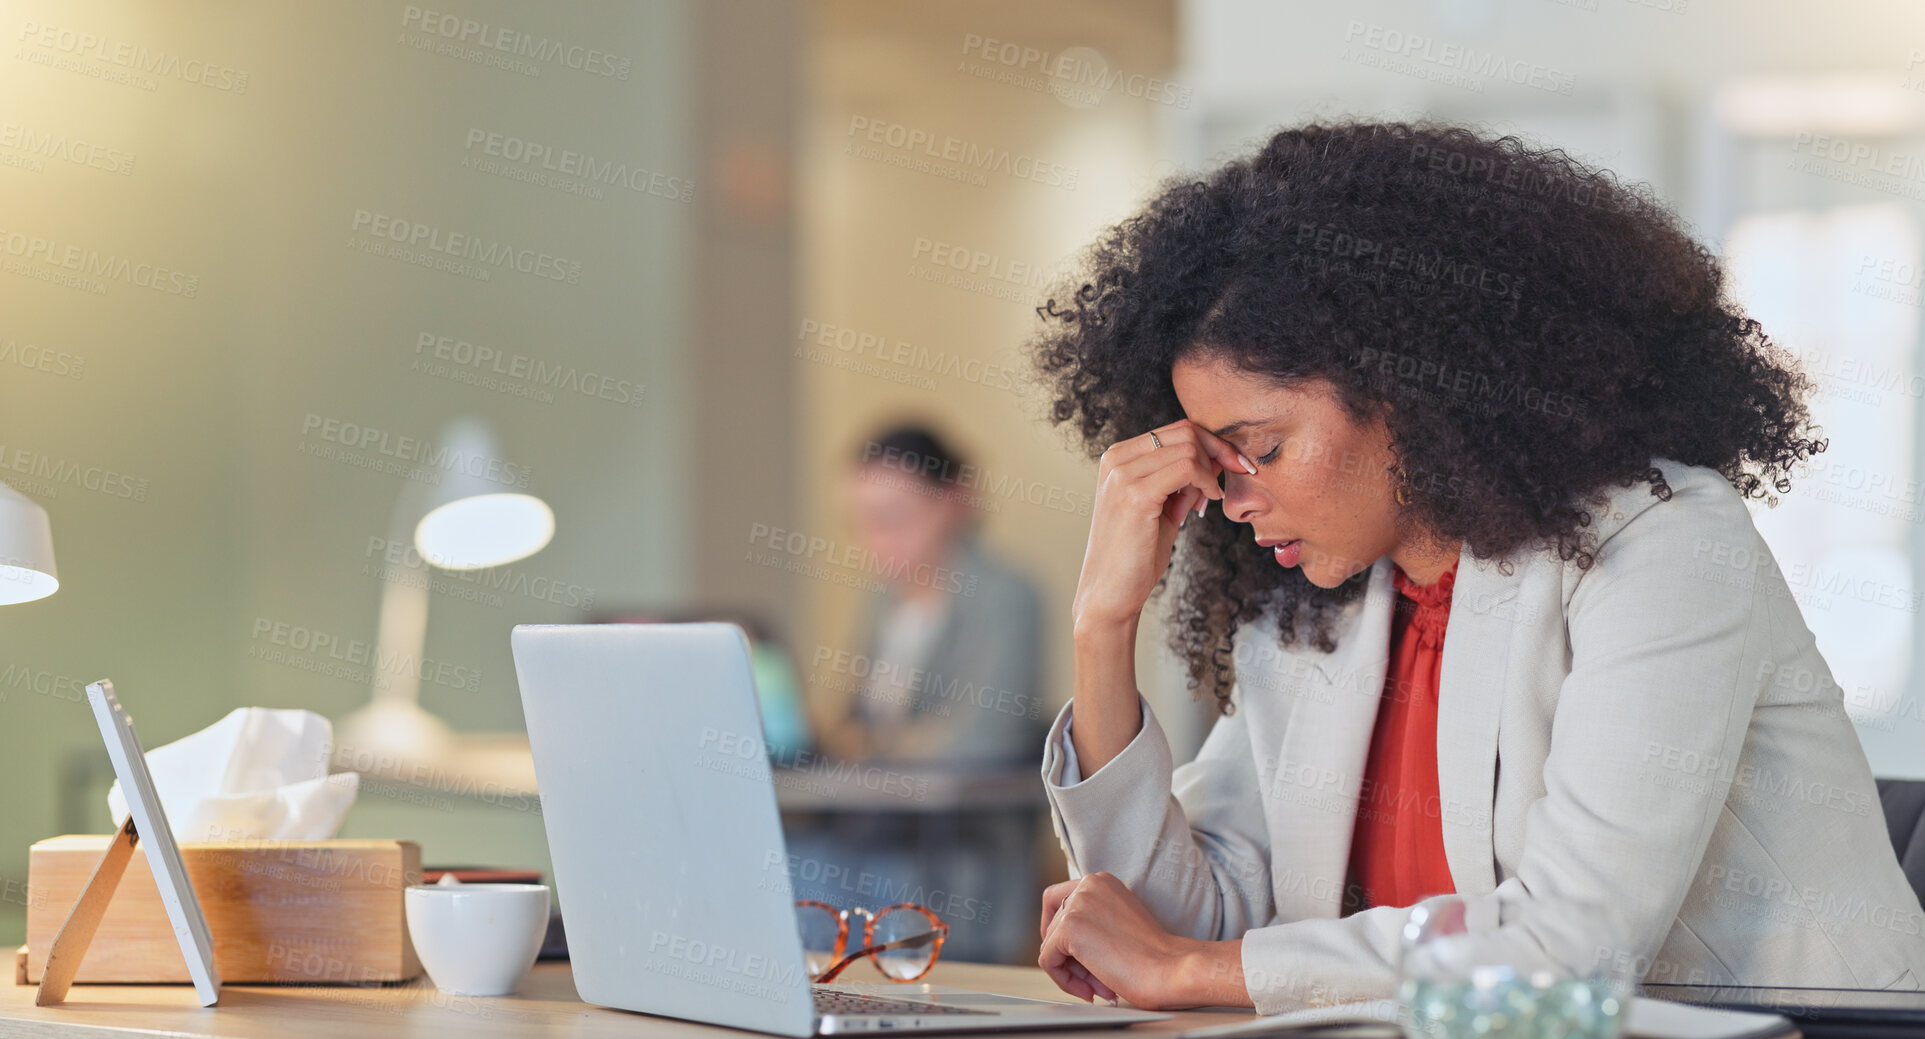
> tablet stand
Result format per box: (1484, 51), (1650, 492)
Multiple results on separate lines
(34, 815), (139, 1006)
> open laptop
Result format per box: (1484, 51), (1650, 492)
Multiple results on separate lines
(511, 622), (1170, 1036)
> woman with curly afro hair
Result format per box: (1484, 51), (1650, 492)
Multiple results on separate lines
(1028, 119), (1925, 1013)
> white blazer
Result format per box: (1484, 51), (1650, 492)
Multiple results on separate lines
(1041, 457), (1925, 1014)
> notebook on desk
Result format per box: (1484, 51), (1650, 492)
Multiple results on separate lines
(510, 622), (1170, 1036)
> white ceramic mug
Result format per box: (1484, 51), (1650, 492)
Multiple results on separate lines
(405, 882), (551, 996)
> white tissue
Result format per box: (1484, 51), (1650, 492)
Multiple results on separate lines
(107, 707), (360, 842)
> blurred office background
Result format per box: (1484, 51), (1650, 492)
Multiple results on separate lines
(3, 0), (1925, 961)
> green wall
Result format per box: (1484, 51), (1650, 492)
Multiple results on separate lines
(0, 0), (695, 943)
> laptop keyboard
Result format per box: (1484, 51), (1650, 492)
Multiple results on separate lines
(813, 988), (994, 1017)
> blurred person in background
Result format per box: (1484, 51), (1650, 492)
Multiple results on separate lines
(814, 423), (1047, 766)
(782, 422), (1048, 964)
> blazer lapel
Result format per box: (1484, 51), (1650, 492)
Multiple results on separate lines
(1435, 545), (1518, 895)
(1267, 558), (1394, 920)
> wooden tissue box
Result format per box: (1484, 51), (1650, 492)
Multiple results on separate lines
(23, 836), (421, 984)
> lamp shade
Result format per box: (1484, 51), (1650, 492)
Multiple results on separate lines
(415, 492), (554, 570)
(409, 418), (553, 571)
(0, 480), (58, 605)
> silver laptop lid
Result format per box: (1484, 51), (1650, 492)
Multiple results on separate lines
(513, 622), (817, 1037)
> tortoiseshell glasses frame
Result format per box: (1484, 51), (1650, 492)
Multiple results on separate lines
(796, 900), (949, 982)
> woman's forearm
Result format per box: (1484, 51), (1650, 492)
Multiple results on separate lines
(1069, 614), (1144, 776)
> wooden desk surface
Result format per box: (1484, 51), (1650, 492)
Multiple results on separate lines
(2, 960), (1252, 1038)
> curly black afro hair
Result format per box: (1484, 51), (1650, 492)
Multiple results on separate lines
(1026, 118), (1826, 715)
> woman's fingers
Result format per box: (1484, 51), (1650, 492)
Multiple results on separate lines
(1099, 426), (1179, 475)
(1073, 418), (1255, 634)
(1171, 419), (1257, 482)
(1038, 930), (1094, 1001)
(1039, 880), (1078, 939)
(1071, 960), (1118, 1002)
(1165, 486), (1201, 529)
(1054, 968), (1096, 1002)
(1115, 445), (1229, 515)
(1064, 960), (1104, 1003)
(1113, 420), (1255, 482)
(1105, 420), (1254, 478)
(1038, 883), (1120, 1005)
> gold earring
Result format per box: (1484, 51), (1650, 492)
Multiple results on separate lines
(1391, 466), (1413, 506)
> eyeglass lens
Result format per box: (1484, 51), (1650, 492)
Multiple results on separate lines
(797, 903), (843, 976)
(870, 907), (939, 979)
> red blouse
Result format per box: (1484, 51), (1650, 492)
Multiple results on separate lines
(1341, 558), (1460, 915)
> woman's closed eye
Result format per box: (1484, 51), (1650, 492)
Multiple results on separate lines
(1257, 443), (1282, 466)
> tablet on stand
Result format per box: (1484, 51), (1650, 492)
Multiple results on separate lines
(34, 680), (221, 1007)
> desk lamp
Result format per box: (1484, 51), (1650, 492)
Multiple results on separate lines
(337, 418), (552, 764)
(0, 479), (58, 604)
